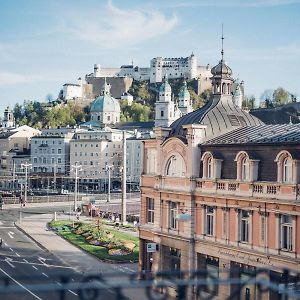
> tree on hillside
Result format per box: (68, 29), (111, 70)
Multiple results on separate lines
(120, 100), (153, 122)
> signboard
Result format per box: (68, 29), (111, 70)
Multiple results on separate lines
(176, 213), (191, 221)
(146, 243), (157, 253)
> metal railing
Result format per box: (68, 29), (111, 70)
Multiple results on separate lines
(0, 268), (299, 300)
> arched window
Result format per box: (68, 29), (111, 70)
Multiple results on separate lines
(165, 154), (186, 177)
(241, 157), (249, 181)
(234, 151), (259, 182)
(201, 152), (223, 179)
(207, 157), (213, 179)
(275, 151), (294, 183)
(222, 83), (226, 95)
(283, 157), (292, 183)
(227, 83), (231, 94)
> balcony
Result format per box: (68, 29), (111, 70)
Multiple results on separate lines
(196, 179), (300, 201)
(142, 174), (192, 192)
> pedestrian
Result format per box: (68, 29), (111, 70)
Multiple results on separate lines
(115, 216), (120, 230)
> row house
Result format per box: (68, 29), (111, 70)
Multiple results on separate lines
(139, 53), (300, 299)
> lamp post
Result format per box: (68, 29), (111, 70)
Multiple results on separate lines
(72, 163), (82, 211)
(21, 162), (32, 206)
(105, 165), (113, 202)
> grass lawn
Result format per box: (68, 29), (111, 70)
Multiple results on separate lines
(49, 220), (139, 262)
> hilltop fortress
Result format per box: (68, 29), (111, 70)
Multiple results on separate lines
(62, 54), (213, 103)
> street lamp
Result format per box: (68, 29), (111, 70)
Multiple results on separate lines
(105, 165), (113, 202)
(71, 163), (82, 211)
(21, 162), (32, 206)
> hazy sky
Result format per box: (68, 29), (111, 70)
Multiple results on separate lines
(0, 0), (299, 113)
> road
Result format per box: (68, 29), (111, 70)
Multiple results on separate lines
(0, 204), (137, 299)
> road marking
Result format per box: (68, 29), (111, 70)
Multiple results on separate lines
(4, 242), (8, 246)
(55, 281), (62, 286)
(68, 289), (78, 296)
(42, 272), (49, 278)
(9, 247), (14, 252)
(0, 267), (42, 300)
(0, 226), (15, 229)
(32, 266), (38, 270)
(5, 257), (15, 268)
(8, 231), (15, 239)
(38, 257), (49, 267)
(23, 259), (29, 263)
(15, 252), (20, 257)
(0, 258), (73, 269)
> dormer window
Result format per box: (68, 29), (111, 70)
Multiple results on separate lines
(201, 152), (222, 179)
(275, 151), (297, 184)
(165, 154), (186, 177)
(234, 151), (259, 182)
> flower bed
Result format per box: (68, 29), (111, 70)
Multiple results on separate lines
(49, 220), (139, 262)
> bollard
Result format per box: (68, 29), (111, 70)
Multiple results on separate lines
(54, 211), (57, 221)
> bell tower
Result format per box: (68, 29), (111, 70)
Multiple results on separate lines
(3, 106), (15, 128)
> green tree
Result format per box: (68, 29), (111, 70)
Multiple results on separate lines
(242, 95), (256, 110)
(273, 87), (291, 107)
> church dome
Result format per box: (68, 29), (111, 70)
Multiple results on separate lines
(90, 94), (120, 113)
(159, 78), (172, 94)
(211, 59), (232, 78)
(178, 81), (190, 99)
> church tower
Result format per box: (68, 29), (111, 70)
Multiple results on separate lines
(155, 76), (178, 127)
(3, 106), (15, 128)
(178, 80), (193, 115)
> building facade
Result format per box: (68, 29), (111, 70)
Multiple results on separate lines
(30, 128), (77, 189)
(139, 53), (299, 299)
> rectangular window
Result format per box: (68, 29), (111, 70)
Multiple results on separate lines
(33, 158), (37, 163)
(58, 149), (62, 154)
(281, 215), (293, 251)
(52, 149), (55, 154)
(57, 158), (62, 164)
(240, 210), (249, 243)
(146, 197), (154, 224)
(205, 206), (214, 236)
(169, 201), (178, 230)
(161, 110), (164, 117)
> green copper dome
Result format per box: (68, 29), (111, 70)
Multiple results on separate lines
(178, 81), (190, 99)
(159, 76), (172, 94)
(90, 94), (120, 113)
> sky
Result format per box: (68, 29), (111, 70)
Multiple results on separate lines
(0, 0), (299, 114)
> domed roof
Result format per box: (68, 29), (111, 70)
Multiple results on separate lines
(168, 95), (264, 143)
(90, 94), (120, 113)
(211, 59), (232, 78)
(159, 77), (172, 93)
(178, 81), (190, 99)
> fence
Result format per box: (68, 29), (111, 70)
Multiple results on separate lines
(0, 269), (299, 300)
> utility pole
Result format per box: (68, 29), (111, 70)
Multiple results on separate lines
(53, 162), (56, 192)
(106, 165), (113, 202)
(12, 161), (16, 189)
(121, 131), (127, 225)
(21, 162), (32, 205)
(72, 163), (82, 211)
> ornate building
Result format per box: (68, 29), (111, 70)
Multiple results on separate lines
(139, 48), (300, 299)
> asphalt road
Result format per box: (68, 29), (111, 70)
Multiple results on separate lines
(0, 207), (131, 300)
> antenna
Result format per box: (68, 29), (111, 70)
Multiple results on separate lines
(221, 23), (224, 60)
